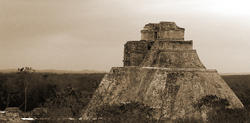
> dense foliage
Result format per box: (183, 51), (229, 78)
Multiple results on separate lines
(0, 72), (105, 111)
(95, 102), (155, 122)
(222, 75), (250, 112)
(193, 95), (249, 122)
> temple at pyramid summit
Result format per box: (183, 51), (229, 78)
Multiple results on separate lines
(123, 22), (204, 68)
(82, 22), (244, 120)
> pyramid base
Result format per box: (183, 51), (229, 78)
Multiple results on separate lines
(82, 67), (244, 120)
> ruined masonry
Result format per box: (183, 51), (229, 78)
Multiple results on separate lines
(82, 22), (244, 120)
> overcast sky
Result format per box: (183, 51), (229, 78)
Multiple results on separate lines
(0, 0), (250, 73)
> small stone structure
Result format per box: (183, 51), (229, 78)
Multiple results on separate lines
(82, 22), (244, 120)
(0, 107), (23, 122)
(0, 107), (48, 122)
(141, 22), (184, 41)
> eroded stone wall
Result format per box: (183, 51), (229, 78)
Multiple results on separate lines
(142, 50), (205, 68)
(123, 41), (153, 66)
(141, 22), (185, 41)
(124, 40), (195, 67)
(157, 40), (193, 50)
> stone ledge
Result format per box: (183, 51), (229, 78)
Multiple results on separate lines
(157, 40), (193, 43)
(110, 66), (217, 73)
(158, 49), (196, 52)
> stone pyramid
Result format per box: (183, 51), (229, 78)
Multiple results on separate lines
(82, 22), (243, 120)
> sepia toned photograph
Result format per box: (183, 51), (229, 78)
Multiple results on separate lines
(0, 0), (250, 122)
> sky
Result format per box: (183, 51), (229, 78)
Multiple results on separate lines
(0, 0), (250, 73)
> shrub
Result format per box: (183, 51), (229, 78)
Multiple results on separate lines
(95, 102), (155, 122)
(194, 95), (250, 123)
(42, 85), (86, 118)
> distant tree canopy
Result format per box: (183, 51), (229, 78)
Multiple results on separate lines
(0, 72), (105, 112)
(222, 75), (250, 110)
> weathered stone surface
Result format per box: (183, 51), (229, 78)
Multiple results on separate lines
(123, 40), (194, 67)
(139, 40), (205, 68)
(123, 41), (153, 66)
(82, 67), (243, 120)
(82, 22), (244, 121)
(141, 22), (185, 41)
(142, 50), (205, 68)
